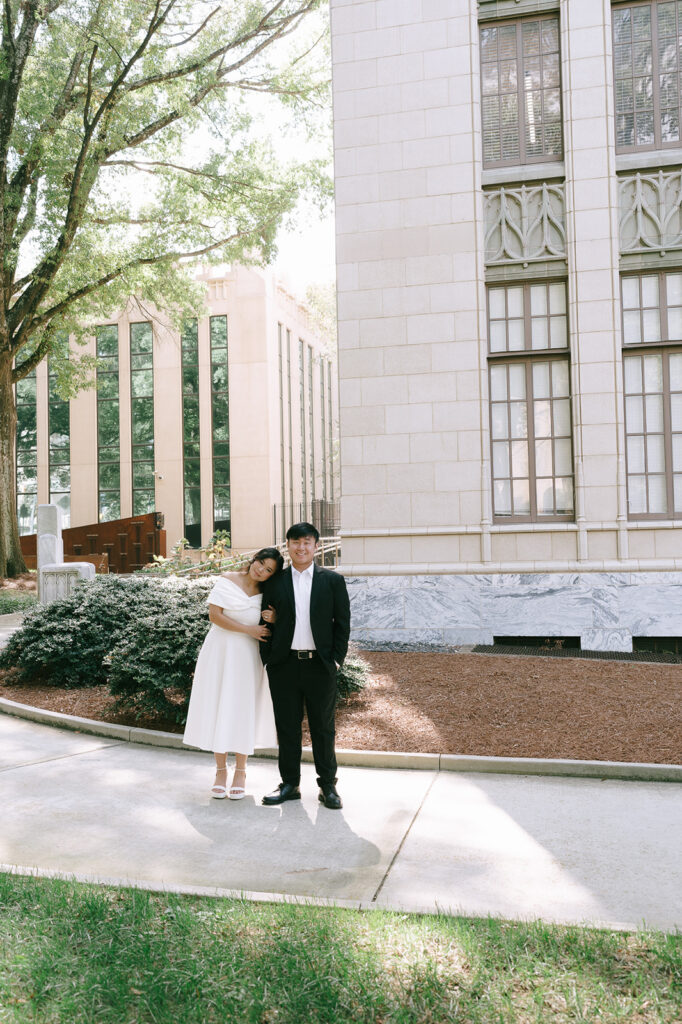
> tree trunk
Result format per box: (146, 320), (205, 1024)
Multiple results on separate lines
(0, 349), (27, 578)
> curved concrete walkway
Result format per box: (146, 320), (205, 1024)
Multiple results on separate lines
(2, 712), (681, 933)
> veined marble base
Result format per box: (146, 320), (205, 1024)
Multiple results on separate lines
(346, 572), (682, 652)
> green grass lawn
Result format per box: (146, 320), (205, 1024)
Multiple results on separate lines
(0, 592), (37, 616)
(0, 873), (679, 1023)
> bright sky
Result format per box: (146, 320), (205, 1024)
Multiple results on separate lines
(274, 203), (336, 299)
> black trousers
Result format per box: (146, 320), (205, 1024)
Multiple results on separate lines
(266, 654), (337, 788)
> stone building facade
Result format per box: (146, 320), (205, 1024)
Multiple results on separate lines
(15, 265), (338, 552)
(332, 0), (682, 650)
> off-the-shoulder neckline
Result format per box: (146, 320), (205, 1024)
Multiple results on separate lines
(218, 575), (262, 600)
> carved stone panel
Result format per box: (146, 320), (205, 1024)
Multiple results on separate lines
(619, 169), (682, 254)
(484, 183), (566, 266)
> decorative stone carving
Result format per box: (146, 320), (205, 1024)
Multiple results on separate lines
(484, 182), (566, 265)
(40, 564), (96, 605)
(619, 169), (682, 254)
(37, 503), (95, 605)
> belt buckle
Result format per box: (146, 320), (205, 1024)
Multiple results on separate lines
(297, 650), (312, 660)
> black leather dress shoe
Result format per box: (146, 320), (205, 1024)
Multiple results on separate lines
(262, 783), (301, 806)
(318, 784), (342, 810)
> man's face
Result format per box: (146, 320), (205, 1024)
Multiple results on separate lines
(287, 533), (317, 571)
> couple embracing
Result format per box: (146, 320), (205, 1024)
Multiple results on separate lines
(183, 523), (351, 810)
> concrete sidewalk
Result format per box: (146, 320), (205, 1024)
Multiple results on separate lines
(2, 714), (681, 932)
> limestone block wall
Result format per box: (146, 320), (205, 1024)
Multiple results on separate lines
(331, 3), (682, 570)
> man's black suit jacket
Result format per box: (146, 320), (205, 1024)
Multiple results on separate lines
(259, 564), (351, 675)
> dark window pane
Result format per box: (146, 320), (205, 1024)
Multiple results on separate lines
(131, 398), (154, 443)
(184, 459), (200, 487)
(133, 490), (155, 515)
(99, 493), (121, 521)
(214, 460), (230, 487)
(133, 462), (154, 488)
(130, 322), (153, 354)
(97, 326), (118, 358)
(183, 398), (200, 440)
(97, 372), (119, 399)
(131, 369), (153, 398)
(98, 401), (119, 447)
(99, 462), (120, 491)
(182, 365), (199, 395)
(210, 315), (227, 348)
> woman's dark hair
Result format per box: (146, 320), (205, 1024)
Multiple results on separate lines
(286, 522), (320, 542)
(248, 547), (284, 576)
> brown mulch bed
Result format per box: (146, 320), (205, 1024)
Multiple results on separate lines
(1, 650), (680, 764)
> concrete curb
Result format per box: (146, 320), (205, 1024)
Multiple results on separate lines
(1, 696), (680, 783)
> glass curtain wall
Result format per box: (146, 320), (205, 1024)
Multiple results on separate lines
(327, 360), (334, 501)
(96, 325), (120, 521)
(130, 322), (155, 515)
(210, 315), (230, 535)
(320, 365), (327, 500)
(299, 339), (307, 505)
(181, 319), (201, 546)
(48, 341), (71, 526)
(15, 368), (38, 535)
(308, 345), (315, 501)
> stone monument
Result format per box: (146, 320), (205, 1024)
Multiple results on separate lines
(37, 504), (95, 604)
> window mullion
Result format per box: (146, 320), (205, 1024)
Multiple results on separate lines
(516, 21), (526, 166)
(661, 350), (675, 514)
(650, 0), (662, 150)
(526, 359), (538, 518)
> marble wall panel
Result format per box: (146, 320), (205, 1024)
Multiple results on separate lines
(617, 576), (682, 637)
(345, 571), (682, 651)
(403, 574), (482, 629)
(580, 630), (632, 653)
(481, 574), (594, 636)
(345, 574), (408, 629)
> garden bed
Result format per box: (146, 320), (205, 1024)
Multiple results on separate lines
(2, 649), (680, 764)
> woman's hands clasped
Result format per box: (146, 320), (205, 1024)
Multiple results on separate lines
(248, 623), (271, 642)
(261, 605), (276, 624)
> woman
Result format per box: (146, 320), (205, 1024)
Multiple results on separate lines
(183, 547), (284, 799)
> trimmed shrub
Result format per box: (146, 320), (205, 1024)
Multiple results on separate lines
(107, 584), (213, 721)
(0, 576), (212, 689)
(337, 649), (370, 703)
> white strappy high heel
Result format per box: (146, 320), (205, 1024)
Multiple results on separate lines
(228, 768), (247, 800)
(211, 767), (228, 799)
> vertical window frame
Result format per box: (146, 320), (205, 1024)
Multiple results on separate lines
(487, 280), (575, 524)
(181, 319), (201, 547)
(130, 321), (155, 518)
(210, 314), (230, 537)
(480, 13), (564, 169)
(613, 0), (682, 154)
(96, 324), (121, 523)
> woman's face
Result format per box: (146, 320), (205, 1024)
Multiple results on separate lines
(249, 558), (278, 584)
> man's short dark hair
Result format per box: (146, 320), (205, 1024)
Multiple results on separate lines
(286, 522), (320, 542)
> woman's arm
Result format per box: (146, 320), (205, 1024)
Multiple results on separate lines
(208, 604), (271, 641)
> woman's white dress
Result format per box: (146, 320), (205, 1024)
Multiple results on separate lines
(183, 577), (277, 754)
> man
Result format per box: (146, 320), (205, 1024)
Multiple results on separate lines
(259, 522), (351, 809)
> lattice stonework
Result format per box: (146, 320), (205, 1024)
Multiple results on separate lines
(620, 169), (682, 254)
(484, 183), (566, 265)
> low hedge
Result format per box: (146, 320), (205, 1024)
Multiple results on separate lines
(0, 575), (368, 724)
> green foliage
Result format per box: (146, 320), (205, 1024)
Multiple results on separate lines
(0, 575), (211, 690)
(107, 580), (213, 721)
(0, 590), (37, 615)
(336, 648), (370, 704)
(1, 873), (680, 1024)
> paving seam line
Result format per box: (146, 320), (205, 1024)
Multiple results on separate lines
(0, 741), (123, 774)
(370, 770), (439, 904)
(1, 697), (680, 783)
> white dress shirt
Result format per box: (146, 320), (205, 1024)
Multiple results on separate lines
(291, 563), (316, 650)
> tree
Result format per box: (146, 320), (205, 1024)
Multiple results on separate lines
(0, 0), (329, 577)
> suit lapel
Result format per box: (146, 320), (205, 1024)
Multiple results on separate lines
(282, 566), (295, 612)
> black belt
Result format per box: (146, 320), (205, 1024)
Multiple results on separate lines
(291, 649), (317, 660)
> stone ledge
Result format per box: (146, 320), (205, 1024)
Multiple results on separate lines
(1, 698), (679, 782)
